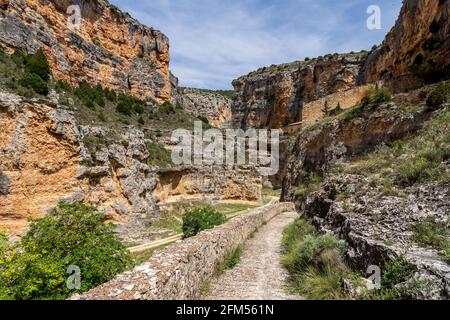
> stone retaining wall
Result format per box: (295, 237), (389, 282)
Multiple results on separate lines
(73, 202), (295, 300)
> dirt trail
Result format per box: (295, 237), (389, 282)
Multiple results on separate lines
(206, 211), (303, 300)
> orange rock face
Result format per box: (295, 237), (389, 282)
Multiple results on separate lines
(0, 0), (174, 103)
(361, 0), (450, 92)
(231, 53), (366, 129)
(0, 93), (81, 235)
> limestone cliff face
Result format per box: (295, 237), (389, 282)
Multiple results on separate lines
(360, 0), (450, 92)
(0, 0), (173, 103)
(0, 90), (263, 237)
(231, 53), (367, 129)
(177, 88), (232, 128)
(0, 91), (162, 236)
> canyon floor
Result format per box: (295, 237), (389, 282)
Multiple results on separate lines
(205, 210), (303, 300)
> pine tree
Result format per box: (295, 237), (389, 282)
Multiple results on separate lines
(322, 100), (330, 116)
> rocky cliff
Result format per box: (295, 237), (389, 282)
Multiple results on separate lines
(176, 88), (232, 128)
(231, 52), (367, 129)
(280, 82), (450, 299)
(231, 0), (450, 130)
(0, 0), (174, 103)
(360, 0), (450, 92)
(0, 90), (263, 237)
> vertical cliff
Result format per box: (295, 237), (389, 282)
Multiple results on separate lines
(176, 88), (232, 128)
(0, 0), (174, 103)
(231, 53), (367, 129)
(360, 0), (450, 92)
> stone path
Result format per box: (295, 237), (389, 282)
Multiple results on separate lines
(206, 211), (304, 300)
(128, 197), (279, 254)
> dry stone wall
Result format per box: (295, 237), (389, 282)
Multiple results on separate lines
(74, 202), (295, 300)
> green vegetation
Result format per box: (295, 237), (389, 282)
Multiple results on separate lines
(411, 217), (449, 260)
(282, 218), (353, 300)
(146, 142), (173, 167)
(1, 48), (51, 97)
(18, 72), (49, 95)
(328, 102), (343, 117)
(23, 49), (51, 81)
(360, 257), (416, 300)
(0, 203), (132, 300)
(212, 202), (258, 216)
(322, 100), (330, 115)
(214, 246), (243, 276)
(345, 109), (450, 187)
(426, 82), (450, 110)
(0, 48), (200, 137)
(182, 207), (226, 238)
(362, 86), (392, 106)
(197, 115), (210, 125)
(293, 172), (323, 204)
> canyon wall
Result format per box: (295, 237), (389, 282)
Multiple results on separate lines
(0, 0), (174, 103)
(231, 53), (367, 129)
(0, 90), (263, 237)
(231, 0), (450, 130)
(176, 88), (232, 128)
(155, 166), (262, 204)
(360, 0), (450, 92)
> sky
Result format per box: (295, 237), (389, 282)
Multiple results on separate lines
(109, 0), (402, 90)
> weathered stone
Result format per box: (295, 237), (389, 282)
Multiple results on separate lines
(231, 53), (367, 129)
(0, 170), (10, 195)
(176, 88), (232, 128)
(360, 0), (450, 92)
(73, 202), (295, 300)
(0, 0), (175, 103)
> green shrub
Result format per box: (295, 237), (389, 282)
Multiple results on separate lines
(74, 81), (105, 108)
(381, 256), (415, 289)
(0, 203), (132, 300)
(54, 80), (72, 92)
(116, 94), (145, 116)
(329, 103), (344, 116)
(426, 83), (450, 109)
(182, 207), (226, 238)
(146, 142), (173, 167)
(11, 50), (27, 66)
(298, 265), (346, 300)
(197, 116), (209, 125)
(214, 246), (243, 276)
(138, 116), (145, 125)
(369, 87), (392, 104)
(411, 217), (449, 255)
(18, 72), (49, 95)
(283, 234), (347, 274)
(362, 86), (388, 106)
(322, 100), (330, 115)
(282, 218), (316, 254)
(162, 101), (176, 114)
(25, 49), (51, 81)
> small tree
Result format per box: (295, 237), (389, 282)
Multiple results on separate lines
(182, 207), (226, 238)
(0, 203), (132, 300)
(25, 48), (51, 81)
(322, 100), (330, 116)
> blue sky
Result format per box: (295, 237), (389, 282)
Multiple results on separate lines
(109, 0), (402, 90)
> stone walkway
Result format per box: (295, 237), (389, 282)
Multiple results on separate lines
(206, 211), (304, 300)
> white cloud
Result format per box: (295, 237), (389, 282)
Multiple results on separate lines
(111, 0), (402, 89)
